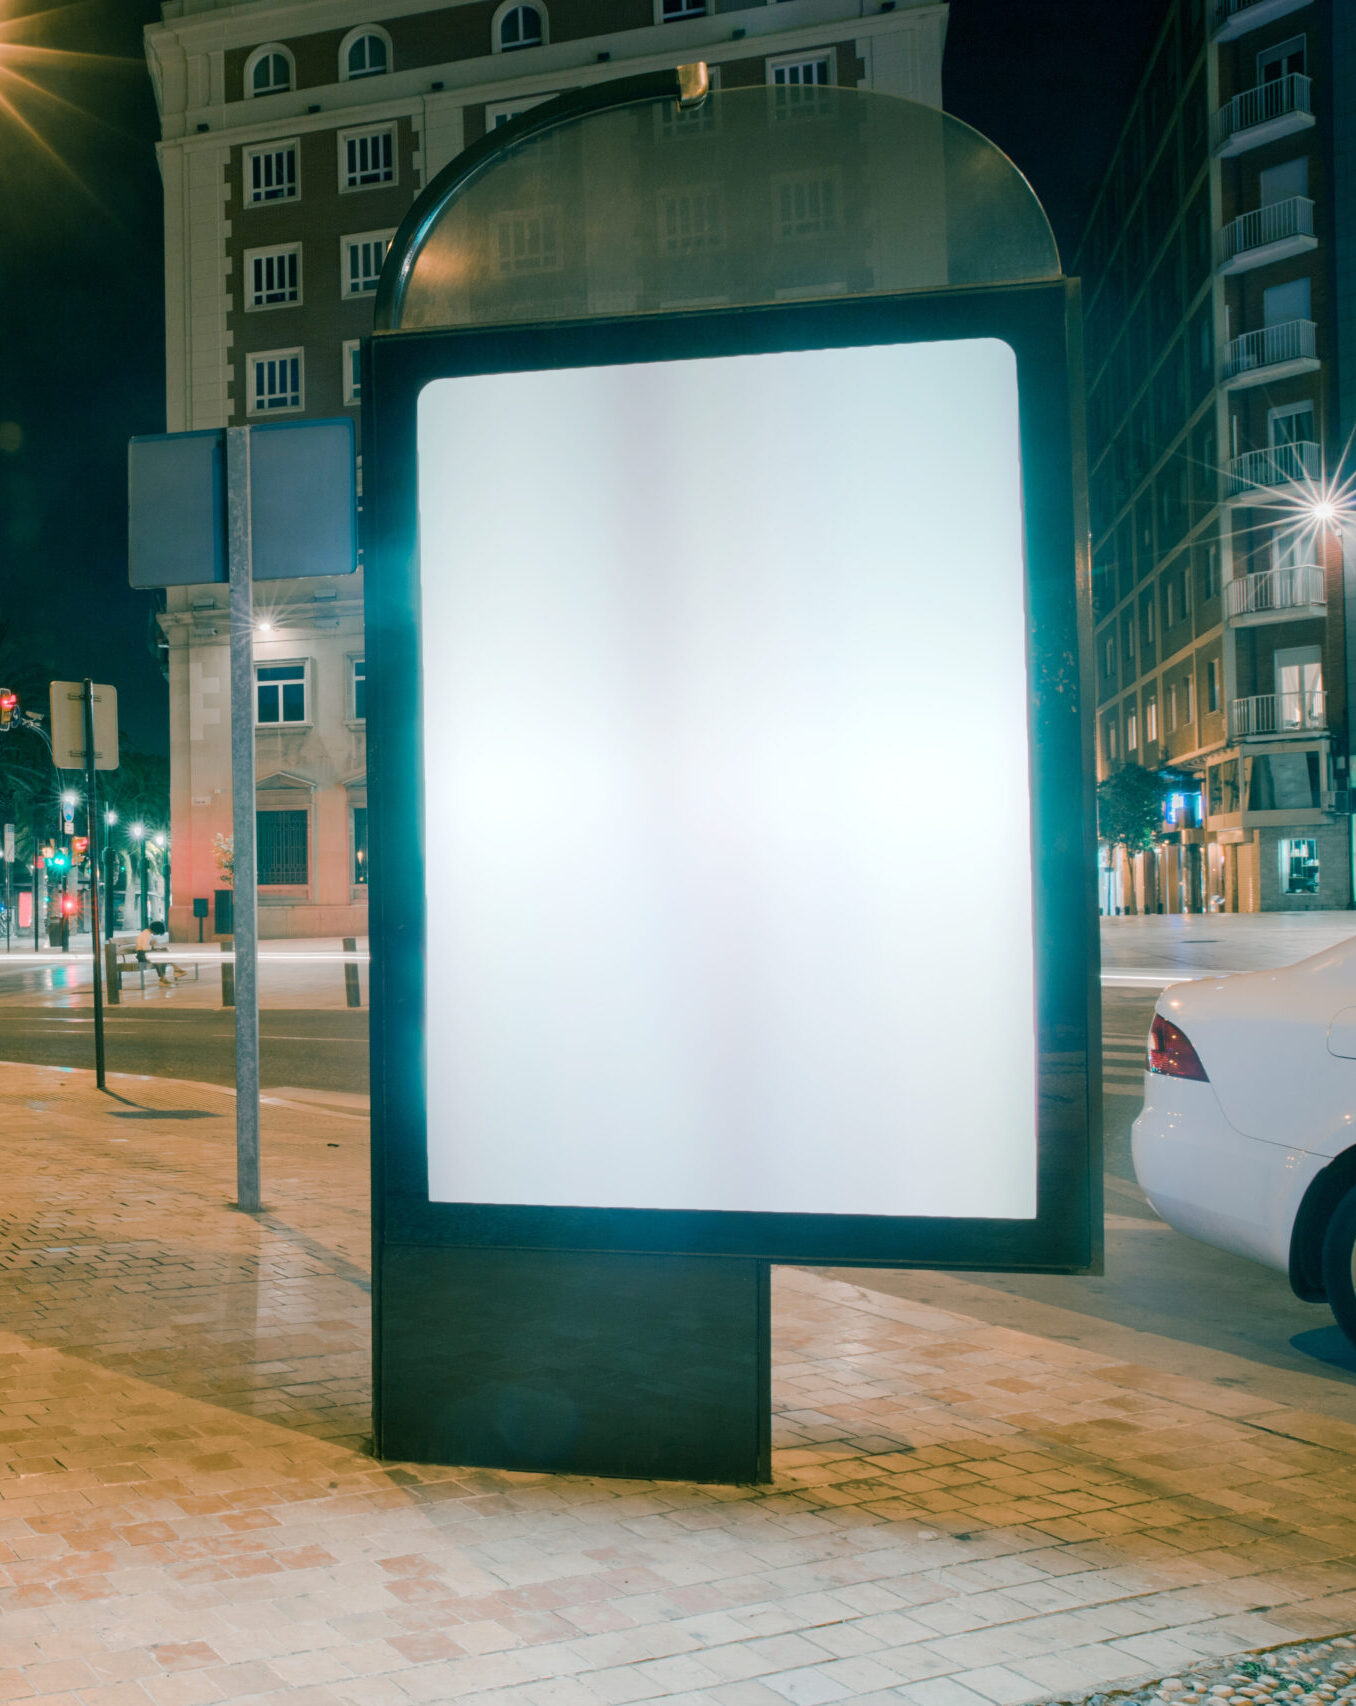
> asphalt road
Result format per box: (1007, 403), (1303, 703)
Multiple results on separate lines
(0, 1005), (370, 1093)
(821, 982), (1356, 1426)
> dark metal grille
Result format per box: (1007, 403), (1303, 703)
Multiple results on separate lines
(257, 810), (308, 886)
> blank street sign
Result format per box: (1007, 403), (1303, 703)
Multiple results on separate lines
(128, 418), (357, 588)
(49, 682), (119, 771)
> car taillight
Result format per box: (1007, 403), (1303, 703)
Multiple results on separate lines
(1147, 1014), (1209, 1080)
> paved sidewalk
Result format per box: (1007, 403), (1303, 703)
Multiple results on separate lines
(0, 939), (368, 1011)
(2, 1065), (1356, 1706)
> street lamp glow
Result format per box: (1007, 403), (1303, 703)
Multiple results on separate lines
(257, 620), (272, 633)
(61, 790), (76, 807)
(153, 832), (166, 847)
(1311, 500), (1339, 525)
(105, 809), (117, 826)
(130, 822), (144, 840)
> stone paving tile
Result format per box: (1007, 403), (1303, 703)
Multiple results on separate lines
(1, 1063), (1356, 1706)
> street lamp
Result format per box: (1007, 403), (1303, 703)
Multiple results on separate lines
(103, 811), (117, 938)
(130, 822), (148, 928)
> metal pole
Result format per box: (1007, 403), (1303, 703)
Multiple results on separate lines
(83, 682), (107, 1091)
(227, 424), (261, 1213)
(32, 819), (39, 952)
(139, 841), (148, 928)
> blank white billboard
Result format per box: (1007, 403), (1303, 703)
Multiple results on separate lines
(418, 338), (1037, 1219)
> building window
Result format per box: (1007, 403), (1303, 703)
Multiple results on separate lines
(343, 339), (362, 405)
(486, 93), (555, 129)
(773, 173), (838, 240)
(256, 662), (308, 725)
(248, 349), (303, 412)
(498, 3), (545, 49)
(1165, 580), (1176, 627)
(245, 141), (298, 204)
(1280, 836), (1319, 896)
(1207, 658), (1219, 713)
(1201, 542), (1219, 601)
(246, 244), (301, 309)
(1167, 683), (1177, 731)
(1184, 674), (1195, 723)
(1103, 634), (1115, 678)
(770, 54), (833, 114)
(1258, 33), (1305, 82)
(257, 810), (309, 886)
(658, 187), (723, 254)
(246, 44), (293, 97)
(351, 657), (366, 721)
(352, 806), (368, 885)
(1144, 598), (1156, 645)
(342, 230), (394, 295)
(1105, 718), (1119, 765)
(342, 28), (390, 79)
(496, 207), (560, 273)
(1145, 696), (1158, 743)
(341, 126), (396, 190)
(660, 0), (705, 18)
(1269, 400), (1315, 449)
(1126, 707), (1138, 750)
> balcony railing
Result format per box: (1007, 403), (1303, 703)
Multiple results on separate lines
(1219, 195), (1315, 265)
(1227, 440), (1321, 495)
(1223, 317), (1317, 380)
(1230, 689), (1326, 738)
(1213, 73), (1312, 151)
(1224, 564), (1326, 620)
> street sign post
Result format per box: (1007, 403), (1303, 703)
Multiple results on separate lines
(363, 75), (1099, 1482)
(49, 681), (118, 772)
(127, 417), (356, 1211)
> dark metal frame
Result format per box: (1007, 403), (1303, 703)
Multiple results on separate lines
(364, 281), (1101, 1278)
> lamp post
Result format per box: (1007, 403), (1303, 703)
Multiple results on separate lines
(130, 822), (147, 928)
(152, 831), (169, 923)
(104, 810), (118, 938)
(59, 791), (78, 950)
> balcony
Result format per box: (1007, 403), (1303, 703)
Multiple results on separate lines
(1213, 73), (1314, 155)
(1214, 0), (1312, 40)
(1231, 689), (1326, 739)
(1227, 440), (1321, 497)
(1222, 318), (1318, 388)
(1224, 564), (1326, 626)
(1218, 195), (1316, 274)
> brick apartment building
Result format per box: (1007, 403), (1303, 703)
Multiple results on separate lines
(1076, 0), (1356, 913)
(144, 0), (948, 941)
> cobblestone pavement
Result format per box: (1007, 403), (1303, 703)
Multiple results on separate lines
(1058, 1633), (1356, 1706)
(2, 1063), (1356, 1706)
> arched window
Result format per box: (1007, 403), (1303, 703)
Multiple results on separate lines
(246, 44), (294, 97)
(498, 4), (544, 51)
(342, 27), (391, 80)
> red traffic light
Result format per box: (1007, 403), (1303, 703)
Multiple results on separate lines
(61, 896), (77, 915)
(0, 689), (15, 728)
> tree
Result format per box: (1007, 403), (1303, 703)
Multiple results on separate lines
(1097, 763), (1173, 855)
(1097, 763), (1188, 915)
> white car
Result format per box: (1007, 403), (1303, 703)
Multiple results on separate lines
(1132, 934), (1356, 1345)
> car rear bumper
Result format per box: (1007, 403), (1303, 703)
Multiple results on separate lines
(1132, 1074), (1326, 1273)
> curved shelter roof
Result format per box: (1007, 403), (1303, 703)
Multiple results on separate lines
(374, 68), (1060, 335)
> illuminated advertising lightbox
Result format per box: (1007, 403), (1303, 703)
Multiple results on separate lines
(366, 290), (1098, 1270)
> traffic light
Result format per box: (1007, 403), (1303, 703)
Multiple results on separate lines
(61, 895), (76, 916)
(71, 837), (89, 862)
(47, 846), (71, 875)
(0, 689), (15, 728)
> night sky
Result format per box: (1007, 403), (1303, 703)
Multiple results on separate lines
(0, 0), (1167, 754)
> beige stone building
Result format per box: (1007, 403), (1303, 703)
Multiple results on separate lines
(145, 0), (947, 939)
